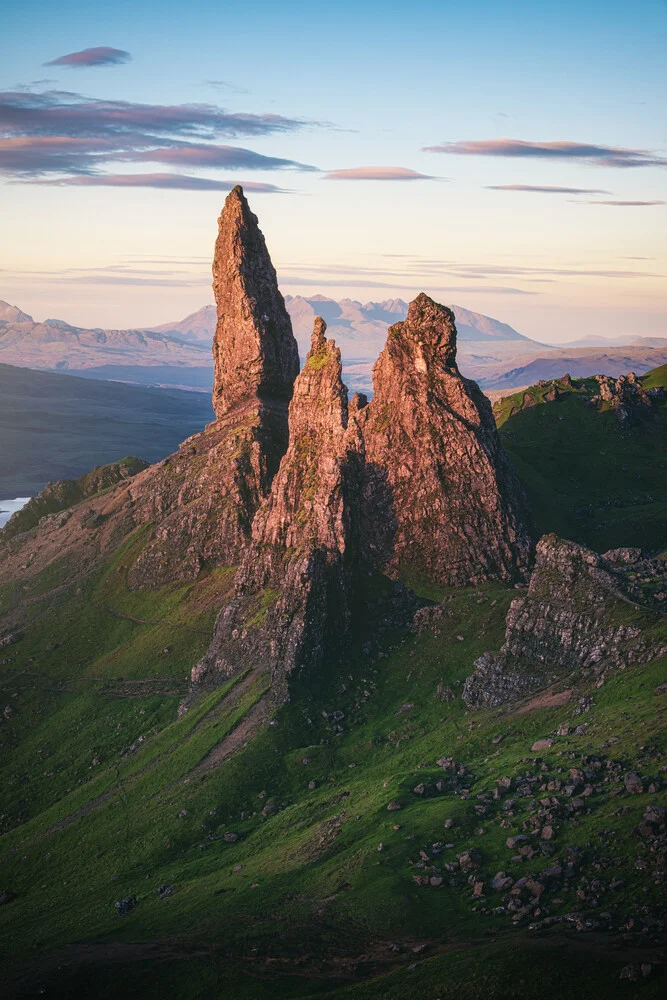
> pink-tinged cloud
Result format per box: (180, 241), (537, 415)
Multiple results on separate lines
(0, 90), (321, 178)
(34, 173), (283, 192)
(119, 143), (316, 171)
(0, 136), (315, 176)
(580, 199), (665, 206)
(45, 47), (132, 68)
(423, 139), (667, 168)
(0, 90), (315, 141)
(487, 184), (610, 194)
(324, 166), (433, 180)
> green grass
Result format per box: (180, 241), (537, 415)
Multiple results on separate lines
(495, 369), (667, 551)
(1, 554), (665, 997)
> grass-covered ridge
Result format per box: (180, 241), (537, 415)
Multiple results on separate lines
(494, 366), (667, 552)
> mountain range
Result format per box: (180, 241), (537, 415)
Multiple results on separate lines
(2, 296), (667, 393)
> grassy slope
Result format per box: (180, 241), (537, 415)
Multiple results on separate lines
(494, 366), (667, 552)
(1, 559), (665, 998)
(1, 367), (666, 998)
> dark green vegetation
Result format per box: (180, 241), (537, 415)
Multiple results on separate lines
(495, 365), (667, 552)
(0, 364), (213, 496)
(1, 367), (666, 999)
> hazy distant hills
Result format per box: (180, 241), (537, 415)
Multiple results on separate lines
(479, 346), (667, 389)
(2, 297), (666, 393)
(0, 363), (213, 496)
(0, 301), (211, 373)
(149, 304), (216, 343)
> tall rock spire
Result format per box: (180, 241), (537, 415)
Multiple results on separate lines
(124, 187), (301, 586)
(360, 293), (533, 585)
(212, 185), (299, 419)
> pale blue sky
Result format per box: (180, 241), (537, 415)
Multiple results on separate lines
(1, 0), (666, 341)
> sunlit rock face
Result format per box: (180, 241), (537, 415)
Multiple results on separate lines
(359, 293), (533, 586)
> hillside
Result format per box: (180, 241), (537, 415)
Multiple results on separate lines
(481, 347), (667, 390)
(0, 364), (214, 496)
(494, 366), (667, 552)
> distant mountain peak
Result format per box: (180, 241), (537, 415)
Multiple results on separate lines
(0, 300), (33, 323)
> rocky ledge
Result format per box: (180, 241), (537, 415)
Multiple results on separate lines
(462, 534), (666, 710)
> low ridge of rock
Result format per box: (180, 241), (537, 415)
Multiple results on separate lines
(463, 534), (666, 709)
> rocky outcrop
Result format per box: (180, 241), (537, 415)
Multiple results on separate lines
(359, 294), (532, 585)
(463, 534), (666, 709)
(127, 187), (300, 586)
(191, 319), (366, 700)
(1, 458), (148, 540)
(588, 372), (665, 424)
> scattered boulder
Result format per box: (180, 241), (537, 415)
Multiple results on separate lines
(114, 896), (137, 916)
(624, 772), (644, 794)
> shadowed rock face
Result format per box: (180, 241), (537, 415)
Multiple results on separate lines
(192, 318), (366, 700)
(360, 293), (533, 586)
(462, 534), (666, 709)
(212, 185), (299, 420)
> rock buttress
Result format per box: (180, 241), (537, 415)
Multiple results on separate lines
(360, 293), (532, 586)
(462, 534), (666, 709)
(192, 319), (365, 701)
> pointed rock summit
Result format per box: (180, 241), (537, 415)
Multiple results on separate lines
(212, 185), (299, 419)
(123, 187), (301, 585)
(193, 318), (365, 700)
(360, 293), (532, 585)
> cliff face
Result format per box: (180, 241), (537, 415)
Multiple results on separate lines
(360, 294), (532, 586)
(463, 534), (666, 709)
(192, 319), (366, 699)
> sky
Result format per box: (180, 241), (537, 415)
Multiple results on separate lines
(1, 0), (666, 344)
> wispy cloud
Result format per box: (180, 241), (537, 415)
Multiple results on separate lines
(203, 80), (250, 95)
(487, 184), (610, 194)
(424, 138), (667, 168)
(0, 88), (321, 182)
(578, 199), (665, 206)
(324, 166), (434, 181)
(45, 47), (132, 69)
(34, 173), (284, 192)
(279, 274), (535, 294)
(118, 143), (316, 171)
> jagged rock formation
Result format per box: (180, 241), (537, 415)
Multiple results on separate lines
(463, 534), (666, 709)
(128, 187), (300, 586)
(589, 372), (665, 424)
(359, 293), (532, 585)
(192, 319), (366, 700)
